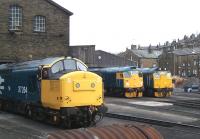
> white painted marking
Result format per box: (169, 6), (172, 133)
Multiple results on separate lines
(18, 86), (28, 94)
(0, 76), (4, 95)
(106, 103), (197, 122)
(129, 101), (173, 107)
(8, 86), (11, 91)
(0, 76), (4, 84)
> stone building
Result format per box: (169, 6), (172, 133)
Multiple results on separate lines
(0, 0), (72, 63)
(69, 45), (96, 67)
(69, 45), (135, 67)
(120, 46), (162, 68)
(95, 50), (135, 67)
(159, 47), (200, 77)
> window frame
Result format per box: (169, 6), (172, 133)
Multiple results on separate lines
(51, 61), (64, 74)
(33, 15), (46, 33)
(76, 61), (87, 71)
(9, 5), (23, 31)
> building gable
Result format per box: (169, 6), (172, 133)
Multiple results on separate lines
(45, 0), (73, 16)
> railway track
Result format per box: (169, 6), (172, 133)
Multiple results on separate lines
(105, 113), (200, 131)
(168, 100), (200, 109)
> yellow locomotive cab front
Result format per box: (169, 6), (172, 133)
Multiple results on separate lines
(40, 57), (106, 128)
(41, 71), (103, 109)
(60, 71), (103, 108)
(124, 71), (143, 98)
(153, 71), (173, 97)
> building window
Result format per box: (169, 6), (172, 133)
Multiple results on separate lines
(182, 70), (186, 77)
(33, 16), (46, 32)
(193, 69), (197, 75)
(178, 70), (181, 75)
(188, 70), (191, 76)
(9, 5), (22, 31)
(194, 60), (196, 66)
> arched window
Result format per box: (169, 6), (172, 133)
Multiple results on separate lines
(9, 5), (22, 31)
(33, 15), (46, 32)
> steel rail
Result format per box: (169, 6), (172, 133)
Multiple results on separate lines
(164, 100), (200, 109)
(105, 113), (200, 130)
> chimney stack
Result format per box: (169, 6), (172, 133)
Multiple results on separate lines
(131, 44), (137, 50)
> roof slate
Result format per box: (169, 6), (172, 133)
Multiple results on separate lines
(172, 47), (200, 56)
(130, 49), (162, 59)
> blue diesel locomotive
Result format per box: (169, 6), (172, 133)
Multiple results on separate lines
(90, 67), (143, 98)
(0, 57), (107, 128)
(138, 68), (173, 97)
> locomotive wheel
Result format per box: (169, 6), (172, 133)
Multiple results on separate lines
(25, 106), (32, 119)
(0, 101), (2, 110)
(28, 109), (32, 118)
(62, 118), (72, 129)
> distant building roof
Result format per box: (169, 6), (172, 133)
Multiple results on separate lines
(129, 49), (162, 59)
(46, 0), (73, 15)
(172, 47), (200, 56)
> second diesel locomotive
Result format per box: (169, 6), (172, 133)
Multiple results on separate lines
(138, 68), (173, 97)
(0, 57), (106, 128)
(90, 67), (143, 98)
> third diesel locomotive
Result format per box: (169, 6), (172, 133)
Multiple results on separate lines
(138, 68), (173, 97)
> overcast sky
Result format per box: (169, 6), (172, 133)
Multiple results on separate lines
(54, 0), (200, 53)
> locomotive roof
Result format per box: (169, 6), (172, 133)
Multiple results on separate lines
(0, 57), (64, 70)
(90, 66), (136, 73)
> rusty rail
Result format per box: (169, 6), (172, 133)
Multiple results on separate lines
(47, 124), (164, 139)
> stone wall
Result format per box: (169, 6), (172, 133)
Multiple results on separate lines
(69, 45), (96, 67)
(0, 0), (71, 62)
(95, 50), (135, 67)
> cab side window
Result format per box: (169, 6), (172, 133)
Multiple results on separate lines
(77, 61), (87, 71)
(51, 61), (64, 74)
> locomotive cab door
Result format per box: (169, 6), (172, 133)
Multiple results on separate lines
(41, 64), (62, 110)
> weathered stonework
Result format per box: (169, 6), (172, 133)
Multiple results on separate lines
(0, 0), (72, 62)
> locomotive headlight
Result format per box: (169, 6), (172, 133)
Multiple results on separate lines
(91, 83), (96, 88)
(76, 83), (80, 88)
(126, 82), (130, 87)
(67, 78), (72, 83)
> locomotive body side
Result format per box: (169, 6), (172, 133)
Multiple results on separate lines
(0, 68), (40, 113)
